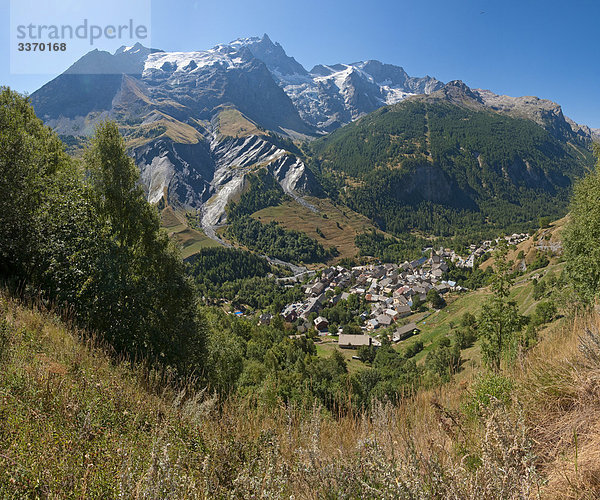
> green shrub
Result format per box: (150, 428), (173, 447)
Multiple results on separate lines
(464, 373), (513, 417)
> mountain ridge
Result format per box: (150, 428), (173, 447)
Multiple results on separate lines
(309, 81), (595, 237)
(27, 36), (598, 255)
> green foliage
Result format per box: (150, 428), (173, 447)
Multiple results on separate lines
(403, 340), (424, 359)
(478, 243), (525, 371)
(310, 101), (429, 178)
(203, 275), (303, 312)
(186, 247), (302, 312)
(538, 216), (551, 229)
(202, 309), (354, 409)
(533, 301), (557, 326)
(309, 100), (593, 239)
(355, 230), (428, 262)
(444, 262), (493, 290)
(187, 247), (272, 286)
(455, 312), (478, 349)
(357, 344), (377, 364)
(343, 324), (363, 335)
(319, 294), (368, 330)
(532, 279), (546, 301)
(563, 145), (600, 303)
(425, 339), (461, 383)
(226, 215), (338, 264)
(226, 169), (287, 219)
(427, 289), (446, 309)
(528, 252), (550, 271)
(411, 295), (426, 312)
(349, 341), (422, 407)
(0, 87), (73, 281)
(207, 327), (245, 395)
(464, 373), (513, 417)
(0, 89), (204, 376)
(224, 168), (337, 264)
(81, 122), (203, 370)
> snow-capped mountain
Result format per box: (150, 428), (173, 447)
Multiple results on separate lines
(32, 35), (445, 138)
(236, 35), (444, 131)
(29, 35), (597, 236)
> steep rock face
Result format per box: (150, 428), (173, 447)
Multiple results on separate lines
(32, 44), (161, 124)
(140, 46), (313, 135)
(128, 132), (319, 232)
(200, 134), (319, 229)
(413, 81), (597, 144)
(133, 138), (215, 207)
(231, 34), (308, 77)
(30, 40), (322, 229)
(274, 60), (444, 130)
(31, 42), (313, 138)
(474, 88), (578, 141)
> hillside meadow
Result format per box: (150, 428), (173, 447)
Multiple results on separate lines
(2, 290), (600, 498)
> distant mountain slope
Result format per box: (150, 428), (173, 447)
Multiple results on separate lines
(237, 35), (443, 131)
(28, 37), (598, 252)
(30, 42), (320, 235)
(309, 81), (595, 237)
(28, 35), (445, 242)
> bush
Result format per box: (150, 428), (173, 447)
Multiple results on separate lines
(403, 340), (424, 359)
(357, 345), (377, 363)
(533, 301), (557, 326)
(464, 373), (513, 417)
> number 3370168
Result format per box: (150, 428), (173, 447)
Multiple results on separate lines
(17, 42), (67, 51)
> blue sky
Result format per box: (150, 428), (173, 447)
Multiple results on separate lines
(1, 0), (599, 127)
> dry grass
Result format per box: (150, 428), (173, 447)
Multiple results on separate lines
(253, 197), (382, 263)
(160, 207), (220, 258)
(217, 107), (263, 138)
(515, 313), (600, 498)
(3, 290), (600, 498)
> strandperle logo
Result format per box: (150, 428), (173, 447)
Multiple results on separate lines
(10, 0), (152, 74)
(15, 19), (148, 46)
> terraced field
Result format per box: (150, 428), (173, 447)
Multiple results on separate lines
(161, 206), (219, 259)
(252, 197), (382, 263)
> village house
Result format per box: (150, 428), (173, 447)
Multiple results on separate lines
(338, 334), (373, 349)
(281, 304), (299, 322)
(393, 323), (420, 342)
(366, 318), (379, 331)
(394, 295), (409, 307)
(384, 309), (399, 321)
(376, 313), (393, 327)
(307, 281), (326, 296)
(395, 304), (412, 317)
(314, 316), (329, 332)
(300, 297), (322, 319)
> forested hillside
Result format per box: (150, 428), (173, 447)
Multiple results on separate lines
(225, 170), (338, 264)
(309, 96), (594, 238)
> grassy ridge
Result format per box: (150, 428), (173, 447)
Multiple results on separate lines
(160, 206), (219, 258)
(253, 197), (380, 263)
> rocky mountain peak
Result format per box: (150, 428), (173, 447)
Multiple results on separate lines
(230, 33), (308, 77)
